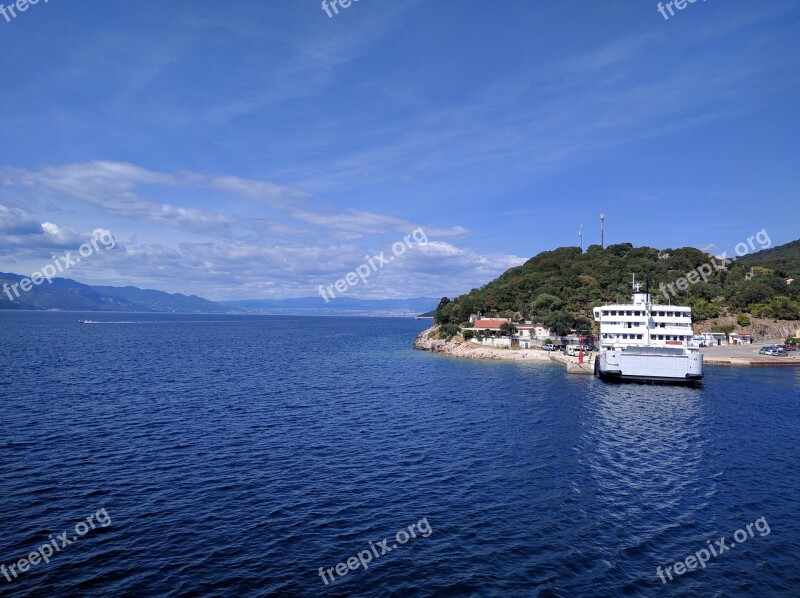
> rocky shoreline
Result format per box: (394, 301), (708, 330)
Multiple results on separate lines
(414, 325), (554, 362)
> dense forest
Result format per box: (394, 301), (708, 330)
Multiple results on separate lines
(435, 241), (800, 338)
(738, 239), (800, 278)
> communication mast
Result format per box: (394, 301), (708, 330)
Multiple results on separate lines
(600, 213), (605, 249)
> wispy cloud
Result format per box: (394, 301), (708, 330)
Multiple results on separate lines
(0, 161), (493, 298)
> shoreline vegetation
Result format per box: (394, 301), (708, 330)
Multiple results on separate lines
(432, 242), (800, 343)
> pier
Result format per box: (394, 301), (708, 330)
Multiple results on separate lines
(550, 352), (595, 375)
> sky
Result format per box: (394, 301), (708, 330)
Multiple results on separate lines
(0, 0), (798, 301)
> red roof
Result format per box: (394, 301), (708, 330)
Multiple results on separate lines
(733, 330), (751, 335)
(472, 319), (510, 329)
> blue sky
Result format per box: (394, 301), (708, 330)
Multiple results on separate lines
(0, 0), (798, 300)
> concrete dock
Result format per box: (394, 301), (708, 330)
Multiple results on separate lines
(701, 344), (800, 367)
(550, 352), (595, 375)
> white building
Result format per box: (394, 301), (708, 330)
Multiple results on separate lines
(701, 332), (728, 346)
(463, 319), (559, 349)
(729, 330), (752, 345)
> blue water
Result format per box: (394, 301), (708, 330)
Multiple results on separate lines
(1, 313), (798, 597)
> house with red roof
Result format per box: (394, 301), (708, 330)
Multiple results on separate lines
(729, 330), (752, 345)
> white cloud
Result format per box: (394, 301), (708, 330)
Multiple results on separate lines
(0, 162), (497, 299)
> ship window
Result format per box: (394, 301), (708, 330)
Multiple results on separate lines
(634, 311), (640, 316)
(637, 334), (643, 339)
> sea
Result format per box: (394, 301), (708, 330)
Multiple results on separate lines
(1, 312), (798, 597)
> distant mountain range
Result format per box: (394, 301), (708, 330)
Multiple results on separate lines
(0, 272), (226, 313)
(0, 271), (437, 316)
(219, 297), (438, 317)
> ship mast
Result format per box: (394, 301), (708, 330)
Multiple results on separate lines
(645, 274), (651, 346)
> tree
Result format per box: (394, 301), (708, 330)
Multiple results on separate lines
(731, 283), (776, 310)
(439, 323), (460, 339)
(737, 314), (751, 327)
(499, 322), (518, 338)
(712, 325), (735, 340)
(766, 296), (800, 320)
(433, 297), (451, 325)
(689, 298), (720, 321)
(573, 316), (593, 334)
(543, 311), (575, 336)
(531, 293), (563, 313)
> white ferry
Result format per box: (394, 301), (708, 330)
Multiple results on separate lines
(592, 276), (703, 384)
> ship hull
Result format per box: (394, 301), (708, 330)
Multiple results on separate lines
(595, 348), (703, 385)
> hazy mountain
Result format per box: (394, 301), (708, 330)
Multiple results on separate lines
(92, 285), (227, 313)
(0, 273), (142, 312)
(219, 297), (439, 317)
(0, 273), (222, 313)
(0, 271), (438, 316)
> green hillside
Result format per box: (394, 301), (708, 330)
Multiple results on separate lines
(738, 239), (800, 278)
(435, 241), (800, 337)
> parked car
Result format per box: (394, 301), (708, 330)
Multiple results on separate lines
(565, 344), (594, 356)
(764, 348), (788, 356)
(542, 345), (556, 351)
(759, 345), (779, 355)
(690, 336), (707, 348)
(784, 344), (798, 352)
